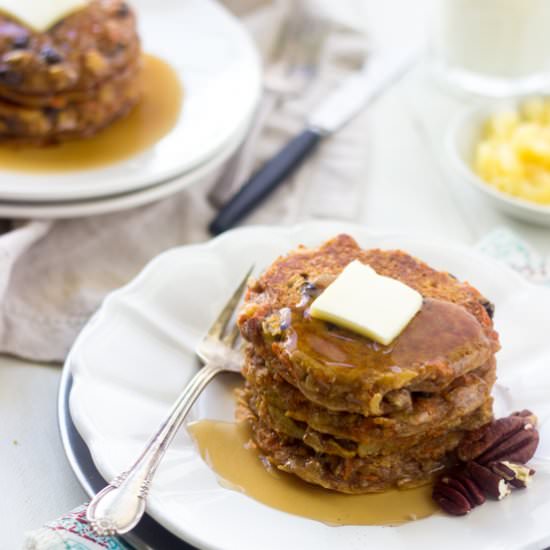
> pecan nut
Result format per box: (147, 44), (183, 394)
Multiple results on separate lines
(453, 471), (486, 506)
(432, 470), (485, 515)
(467, 461), (511, 500)
(489, 460), (535, 489)
(512, 409), (539, 426)
(432, 483), (472, 516)
(457, 410), (539, 465)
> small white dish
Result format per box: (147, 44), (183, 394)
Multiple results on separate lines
(446, 100), (550, 226)
(68, 221), (550, 550)
(0, 0), (261, 203)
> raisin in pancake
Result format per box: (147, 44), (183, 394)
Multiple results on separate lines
(238, 234), (500, 416)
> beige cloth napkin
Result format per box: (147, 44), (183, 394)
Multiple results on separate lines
(0, 0), (370, 363)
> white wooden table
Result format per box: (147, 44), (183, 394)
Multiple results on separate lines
(2, 2), (549, 548)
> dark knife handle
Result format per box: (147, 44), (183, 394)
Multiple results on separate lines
(209, 128), (323, 235)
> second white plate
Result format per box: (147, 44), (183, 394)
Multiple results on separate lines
(0, 0), (261, 203)
(0, 116), (249, 219)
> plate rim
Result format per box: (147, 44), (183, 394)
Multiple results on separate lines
(0, 112), (251, 219)
(66, 221), (550, 550)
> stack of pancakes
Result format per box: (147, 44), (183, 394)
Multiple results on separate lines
(237, 235), (500, 493)
(0, 0), (141, 145)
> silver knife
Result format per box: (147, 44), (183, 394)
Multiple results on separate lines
(209, 47), (422, 235)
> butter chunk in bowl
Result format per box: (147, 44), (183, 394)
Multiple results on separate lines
(446, 97), (550, 226)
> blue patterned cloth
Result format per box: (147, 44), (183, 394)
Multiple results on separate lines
(476, 227), (550, 285)
(24, 505), (132, 550)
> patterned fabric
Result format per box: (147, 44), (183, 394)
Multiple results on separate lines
(23, 505), (132, 550)
(476, 227), (550, 285)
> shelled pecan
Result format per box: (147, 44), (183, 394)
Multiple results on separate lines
(457, 410), (539, 465)
(432, 410), (539, 516)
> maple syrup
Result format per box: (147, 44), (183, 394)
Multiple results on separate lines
(188, 420), (437, 526)
(0, 54), (183, 172)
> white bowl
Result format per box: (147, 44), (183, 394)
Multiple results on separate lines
(445, 100), (550, 226)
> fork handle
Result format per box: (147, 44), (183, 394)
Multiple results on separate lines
(86, 362), (223, 536)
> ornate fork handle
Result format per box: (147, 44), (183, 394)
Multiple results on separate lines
(86, 362), (223, 536)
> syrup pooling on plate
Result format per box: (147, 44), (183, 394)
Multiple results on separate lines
(188, 420), (438, 526)
(0, 54), (183, 172)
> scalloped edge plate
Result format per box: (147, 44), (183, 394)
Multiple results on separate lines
(68, 221), (550, 550)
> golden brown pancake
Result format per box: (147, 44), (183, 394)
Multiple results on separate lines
(242, 351), (496, 449)
(0, 0), (139, 96)
(0, 0), (141, 144)
(244, 413), (481, 494)
(239, 234), (499, 415)
(237, 235), (499, 493)
(0, 62), (140, 144)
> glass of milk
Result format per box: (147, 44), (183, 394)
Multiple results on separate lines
(430, 0), (550, 97)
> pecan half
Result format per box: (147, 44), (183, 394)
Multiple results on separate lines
(512, 410), (538, 427)
(432, 483), (472, 516)
(489, 461), (535, 489)
(432, 469), (485, 515)
(433, 410), (540, 516)
(457, 410), (539, 465)
(453, 471), (486, 506)
(467, 461), (511, 500)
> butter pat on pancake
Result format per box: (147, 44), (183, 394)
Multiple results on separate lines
(0, 0), (88, 32)
(310, 259), (422, 345)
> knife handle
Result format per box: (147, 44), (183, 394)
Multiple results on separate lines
(209, 128), (323, 235)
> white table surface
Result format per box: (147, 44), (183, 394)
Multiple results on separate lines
(2, 4), (550, 549)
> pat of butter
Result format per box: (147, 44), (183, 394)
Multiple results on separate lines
(0, 0), (89, 32)
(310, 260), (422, 345)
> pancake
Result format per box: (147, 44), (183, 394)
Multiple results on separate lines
(238, 234), (500, 416)
(0, 0), (139, 96)
(237, 235), (500, 493)
(0, 58), (140, 109)
(244, 413), (468, 494)
(0, 61), (140, 144)
(0, 0), (142, 144)
(243, 389), (493, 460)
(242, 351), (496, 448)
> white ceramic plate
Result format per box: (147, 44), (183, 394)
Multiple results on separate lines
(446, 100), (550, 227)
(0, 0), (261, 203)
(68, 221), (550, 550)
(0, 116), (250, 219)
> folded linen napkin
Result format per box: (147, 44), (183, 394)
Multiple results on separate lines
(0, 0), (370, 363)
(23, 227), (550, 549)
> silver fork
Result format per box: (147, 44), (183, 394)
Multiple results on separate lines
(86, 267), (253, 536)
(207, 5), (331, 208)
